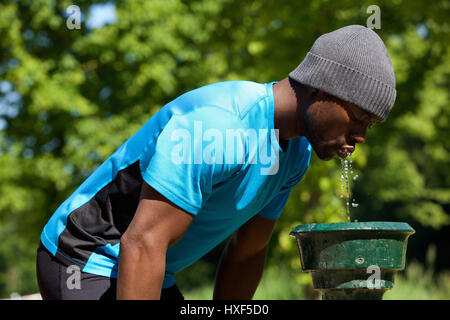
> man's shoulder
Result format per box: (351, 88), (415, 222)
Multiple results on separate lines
(171, 80), (272, 118)
(146, 80), (275, 146)
(193, 80), (268, 97)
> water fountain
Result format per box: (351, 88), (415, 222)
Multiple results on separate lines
(290, 153), (415, 299)
(290, 221), (415, 299)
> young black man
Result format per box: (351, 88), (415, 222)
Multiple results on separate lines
(36, 25), (395, 300)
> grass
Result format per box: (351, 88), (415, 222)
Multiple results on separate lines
(182, 265), (308, 300)
(383, 262), (450, 300)
(182, 262), (450, 300)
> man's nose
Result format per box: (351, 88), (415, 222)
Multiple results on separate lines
(350, 129), (366, 145)
(352, 135), (365, 144)
(343, 134), (365, 154)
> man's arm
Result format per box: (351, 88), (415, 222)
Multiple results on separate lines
(213, 215), (277, 300)
(117, 182), (194, 300)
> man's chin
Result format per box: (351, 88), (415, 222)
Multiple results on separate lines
(310, 142), (335, 161)
(315, 151), (334, 161)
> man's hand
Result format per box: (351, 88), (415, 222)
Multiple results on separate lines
(117, 182), (194, 300)
(213, 215), (277, 299)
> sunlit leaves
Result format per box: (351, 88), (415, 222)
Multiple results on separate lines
(0, 0), (448, 297)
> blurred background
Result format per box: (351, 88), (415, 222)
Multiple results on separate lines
(0, 0), (449, 299)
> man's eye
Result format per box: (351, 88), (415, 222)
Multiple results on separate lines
(352, 117), (365, 126)
(356, 114), (373, 127)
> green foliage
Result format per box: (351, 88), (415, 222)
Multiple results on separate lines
(384, 246), (450, 300)
(183, 260), (450, 300)
(0, 0), (448, 297)
(182, 264), (311, 300)
(183, 246), (450, 300)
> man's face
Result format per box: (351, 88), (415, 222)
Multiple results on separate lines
(302, 91), (381, 161)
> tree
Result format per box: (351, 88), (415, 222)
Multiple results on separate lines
(0, 0), (448, 297)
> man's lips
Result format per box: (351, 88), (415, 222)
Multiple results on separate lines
(337, 150), (348, 159)
(337, 145), (355, 159)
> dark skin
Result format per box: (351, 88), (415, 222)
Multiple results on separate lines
(117, 76), (382, 300)
(274, 77), (381, 160)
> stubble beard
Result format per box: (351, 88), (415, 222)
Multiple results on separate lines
(303, 110), (333, 161)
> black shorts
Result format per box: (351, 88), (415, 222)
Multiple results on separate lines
(36, 242), (184, 300)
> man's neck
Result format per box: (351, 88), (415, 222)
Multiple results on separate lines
(272, 77), (308, 141)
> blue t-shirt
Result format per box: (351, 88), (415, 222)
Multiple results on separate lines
(40, 80), (312, 288)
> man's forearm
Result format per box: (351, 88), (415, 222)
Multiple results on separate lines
(213, 238), (268, 300)
(116, 240), (166, 300)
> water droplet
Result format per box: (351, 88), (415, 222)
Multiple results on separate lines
(353, 174), (359, 181)
(352, 203), (359, 208)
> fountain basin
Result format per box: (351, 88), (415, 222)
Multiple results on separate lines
(290, 221), (415, 300)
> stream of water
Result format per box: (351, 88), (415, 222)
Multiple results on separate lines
(340, 152), (359, 222)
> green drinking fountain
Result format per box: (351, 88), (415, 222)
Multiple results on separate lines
(290, 221), (415, 300)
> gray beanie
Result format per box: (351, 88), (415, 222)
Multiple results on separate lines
(289, 25), (396, 121)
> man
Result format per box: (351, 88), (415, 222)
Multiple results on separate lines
(36, 25), (396, 299)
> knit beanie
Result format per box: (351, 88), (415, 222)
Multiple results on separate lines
(289, 25), (396, 121)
